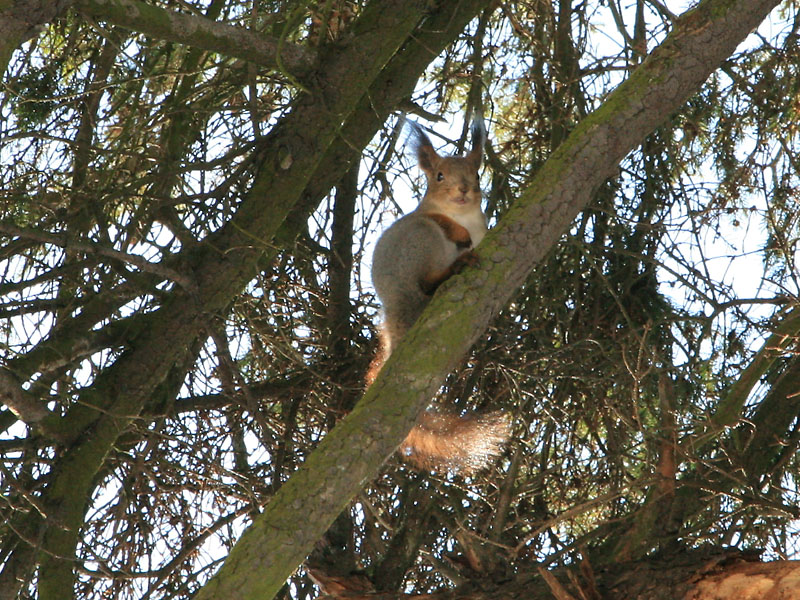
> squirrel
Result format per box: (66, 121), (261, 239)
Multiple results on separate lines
(369, 117), (510, 473)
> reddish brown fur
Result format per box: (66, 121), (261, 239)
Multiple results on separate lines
(369, 117), (510, 473)
(423, 212), (473, 248)
(401, 411), (511, 473)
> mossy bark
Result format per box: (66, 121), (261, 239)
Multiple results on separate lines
(193, 0), (781, 598)
(30, 0), (422, 587)
(0, 1), (495, 599)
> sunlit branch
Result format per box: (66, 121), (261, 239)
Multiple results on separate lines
(0, 368), (57, 432)
(0, 222), (196, 292)
(75, 0), (316, 81)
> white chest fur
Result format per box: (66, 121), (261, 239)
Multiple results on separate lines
(451, 210), (488, 247)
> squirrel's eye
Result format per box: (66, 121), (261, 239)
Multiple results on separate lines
(436, 172), (444, 181)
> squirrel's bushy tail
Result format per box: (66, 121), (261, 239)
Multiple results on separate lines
(401, 411), (511, 474)
(366, 328), (511, 473)
(364, 327), (389, 387)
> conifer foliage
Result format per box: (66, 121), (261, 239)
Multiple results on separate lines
(1, 1), (799, 598)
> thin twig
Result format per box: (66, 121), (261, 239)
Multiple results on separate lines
(0, 222), (196, 291)
(538, 566), (578, 600)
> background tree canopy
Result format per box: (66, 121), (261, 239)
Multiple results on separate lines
(2, 0), (800, 598)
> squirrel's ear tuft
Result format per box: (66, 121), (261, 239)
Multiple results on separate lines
(468, 115), (487, 169)
(406, 120), (439, 175)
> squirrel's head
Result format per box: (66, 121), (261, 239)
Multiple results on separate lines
(407, 117), (486, 215)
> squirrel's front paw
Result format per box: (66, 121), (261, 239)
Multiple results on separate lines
(451, 250), (479, 273)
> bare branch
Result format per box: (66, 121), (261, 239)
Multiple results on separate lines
(0, 221), (196, 291)
(75, 0), (316, 79)
(194, 0), (782, 598)
(0, 367), (51, 425)
(538, 566), (578, 600)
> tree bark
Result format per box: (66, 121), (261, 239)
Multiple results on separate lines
(75, 0), (315, 79)
(0, 0), (75, 75)
(192, 0), (781, 599)
(29, 0), (424, 590)
(310, 553), (800, 600)
(0, 1), (495, 598)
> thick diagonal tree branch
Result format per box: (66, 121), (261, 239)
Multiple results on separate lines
(28, 0), (423, 592)
(192, 1), (781, 599)
(0, 1), (495, 599)
(75, 0), (315, 80)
